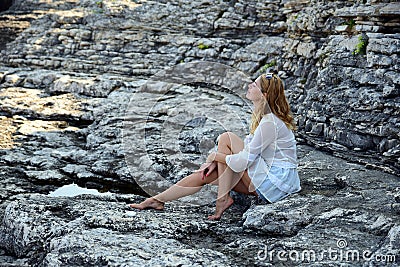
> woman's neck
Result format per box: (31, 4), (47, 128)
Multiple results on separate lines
(252, 99), (263, 110)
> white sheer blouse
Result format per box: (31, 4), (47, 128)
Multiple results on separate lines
(225, 113), (298, 191)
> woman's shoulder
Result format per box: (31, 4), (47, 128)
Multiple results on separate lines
(261, 113), (279, 124)
(262, 113), (294, 135)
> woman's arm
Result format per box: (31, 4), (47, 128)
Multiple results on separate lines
(225, 116), (277, 172)
(206, 152), (227, 164)
(206, 115), (277, 169)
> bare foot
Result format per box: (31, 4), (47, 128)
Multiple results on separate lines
(128, 197), (164, 210)
(207, 196), (234, 220)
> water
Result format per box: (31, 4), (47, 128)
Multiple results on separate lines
(48, 183), (113, 197)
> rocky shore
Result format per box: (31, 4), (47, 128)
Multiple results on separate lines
(0, 0), (399, 266)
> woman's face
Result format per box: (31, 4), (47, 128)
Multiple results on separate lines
(246, 76), (264, 102)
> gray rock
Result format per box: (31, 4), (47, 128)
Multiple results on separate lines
(1, 194), (234, 266)
(1, 0), (399, 174)
(0, 0), (399, 265)
(44, 228), (230, 267)
(0, 145), (398, 266)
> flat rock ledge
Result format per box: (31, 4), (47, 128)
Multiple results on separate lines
(1, 146), (399, 266)
(1, 194), (232, 267)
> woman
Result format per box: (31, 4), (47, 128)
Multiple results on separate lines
(129, 73), (301, 220)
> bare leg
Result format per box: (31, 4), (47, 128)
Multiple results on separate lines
(207, 163), (236, 220)
(208, 132), (244, 220)
(129, 131), (254, 218)
(129, 168), (220, 210)
(153, 170), (219, 202)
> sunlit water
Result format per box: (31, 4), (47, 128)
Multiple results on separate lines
(48, 183), (113, 197)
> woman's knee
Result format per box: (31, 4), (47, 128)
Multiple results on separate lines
(218, 132), (234, 146)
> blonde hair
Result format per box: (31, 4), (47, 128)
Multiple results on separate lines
(249, 74), (296, 134)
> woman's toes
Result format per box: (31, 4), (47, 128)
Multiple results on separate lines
(207, 214), (221, 221)
(128, 198), (164, 210)
(128, 203), (144, 210)
(207, 196), (234, 220)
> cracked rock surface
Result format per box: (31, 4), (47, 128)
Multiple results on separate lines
(0, 0), (399, 266)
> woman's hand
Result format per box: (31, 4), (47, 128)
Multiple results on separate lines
(193, 161), (217, 180)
